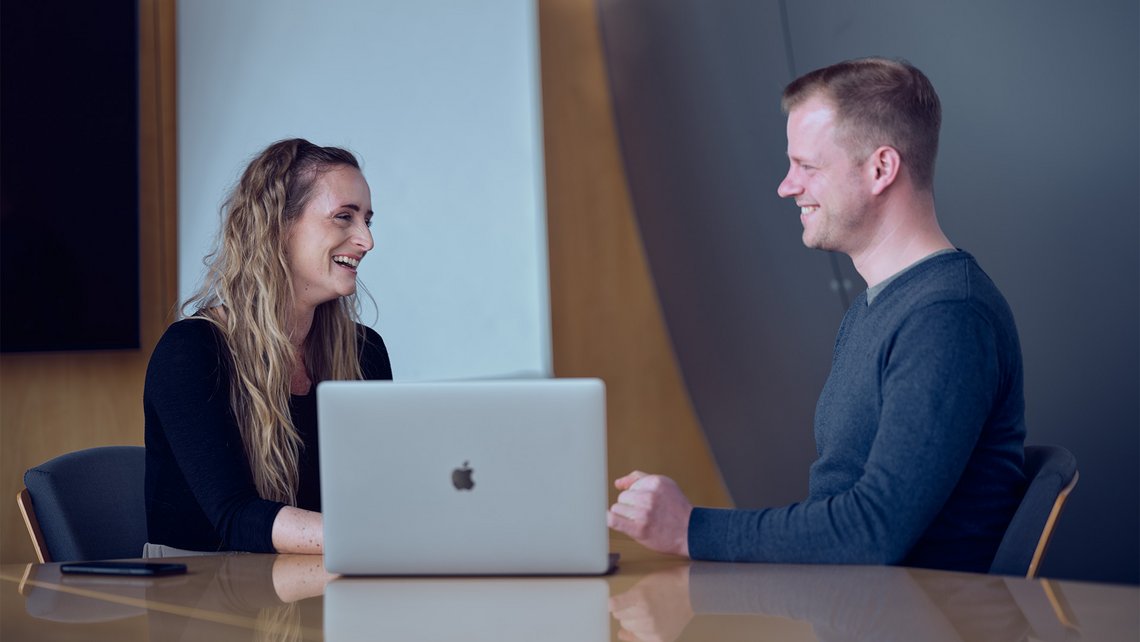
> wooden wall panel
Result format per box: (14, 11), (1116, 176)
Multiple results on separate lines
(0, 0), (178, 564)
(538, 0), (730, 508)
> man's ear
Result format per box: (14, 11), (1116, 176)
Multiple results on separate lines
(868, 146), (901, 195)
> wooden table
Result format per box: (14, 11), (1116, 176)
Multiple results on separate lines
(2, 535), (1136, 641)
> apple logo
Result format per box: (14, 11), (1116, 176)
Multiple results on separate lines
(452, 461), (475, 491)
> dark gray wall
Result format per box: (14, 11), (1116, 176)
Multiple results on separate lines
(598, 0), (1138, 584)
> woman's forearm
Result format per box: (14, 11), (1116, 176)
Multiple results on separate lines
(271, 506), (324, 554)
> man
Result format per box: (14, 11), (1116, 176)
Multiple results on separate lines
(607, 58), (1027, 572)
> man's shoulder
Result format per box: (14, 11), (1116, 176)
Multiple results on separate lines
(887, 251), (1008, 311)
(863, 252), (1017, 345)
(877, 253), (1021, 356)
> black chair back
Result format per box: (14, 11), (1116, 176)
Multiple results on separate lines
(22, 446), (147, 562)
(989, 445), (1078, 577)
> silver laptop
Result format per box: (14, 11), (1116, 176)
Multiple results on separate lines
(317, 378), (610, 575)
(324, 577), (609, 641)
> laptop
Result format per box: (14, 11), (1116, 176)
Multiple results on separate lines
(324, 577), (609, 641)
(317, 378), (611, 575)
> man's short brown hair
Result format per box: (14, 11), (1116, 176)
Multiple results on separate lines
(782, 58), (942, 190)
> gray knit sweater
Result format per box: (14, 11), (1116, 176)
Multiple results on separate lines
(689, 251), (1026, 572)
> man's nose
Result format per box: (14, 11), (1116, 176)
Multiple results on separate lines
(777, 169), (801, 199)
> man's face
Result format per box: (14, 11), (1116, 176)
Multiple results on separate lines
(776, 95), (872, 254)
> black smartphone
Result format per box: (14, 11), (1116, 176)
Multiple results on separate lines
(59, 561), (188, 576)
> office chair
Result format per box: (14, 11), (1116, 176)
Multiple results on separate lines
(989, 445), (1078, 578)
(16, 446), (147, 563)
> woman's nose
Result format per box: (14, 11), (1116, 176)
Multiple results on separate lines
(355, 223), (374, 252)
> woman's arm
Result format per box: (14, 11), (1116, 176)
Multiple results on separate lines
(271, 506), (324, 554)
(264, 324), (394, 556)
(267, 326), (390, 554)
(146, 319), (287, 552)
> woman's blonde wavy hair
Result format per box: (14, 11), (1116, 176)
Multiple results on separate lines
(182, 138), (367, 505)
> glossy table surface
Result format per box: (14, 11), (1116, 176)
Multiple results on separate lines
(2, 535), (1137, 641)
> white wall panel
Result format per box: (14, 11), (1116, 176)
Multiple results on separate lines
(178, 0), (550, 380)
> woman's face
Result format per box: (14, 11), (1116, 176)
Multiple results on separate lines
(285, 165), (374, 312)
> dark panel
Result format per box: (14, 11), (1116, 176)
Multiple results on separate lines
(600, 0), (1138, 584)
(597, 0), (849, 508)
(1, 0), (141, 352)
(785, 0), (1138, 586)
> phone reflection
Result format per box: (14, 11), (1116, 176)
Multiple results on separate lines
(610, 563), (1081, 642)
(20, 563), (159, 624)
(323, 576), (609, 641)
(20, 554), (332, 641)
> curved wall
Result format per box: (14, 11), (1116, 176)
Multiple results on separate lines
(540, 0), (730, 508)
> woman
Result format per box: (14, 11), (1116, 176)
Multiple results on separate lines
(143, 139), (392, 554)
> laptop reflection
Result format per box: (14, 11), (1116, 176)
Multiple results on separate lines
(324, 576), (609, 641)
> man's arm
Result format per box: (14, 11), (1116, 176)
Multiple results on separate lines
(697, 302), (999, 563)
(612, 302), (1001, 564)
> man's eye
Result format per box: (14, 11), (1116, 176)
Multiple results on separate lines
(365, 218), (373, 228)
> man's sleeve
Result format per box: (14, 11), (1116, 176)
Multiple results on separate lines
(688, 301), (999, 563)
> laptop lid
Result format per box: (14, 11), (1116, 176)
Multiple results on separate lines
(317, 378), (610, 575)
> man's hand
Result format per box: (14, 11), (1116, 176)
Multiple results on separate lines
(607, 470), (693, 557)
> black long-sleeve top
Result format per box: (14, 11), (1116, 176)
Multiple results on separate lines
(143, 318), (393, 552)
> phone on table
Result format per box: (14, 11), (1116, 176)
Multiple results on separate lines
(60, 561), (188, 576)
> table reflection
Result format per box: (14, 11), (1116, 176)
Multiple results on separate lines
(610, 564), (1081, 642)
(15, 552), (1096, 642)
(21, 554), (332, 641)
(20, 563), (153, 624)
(323, 576), (609, 641)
